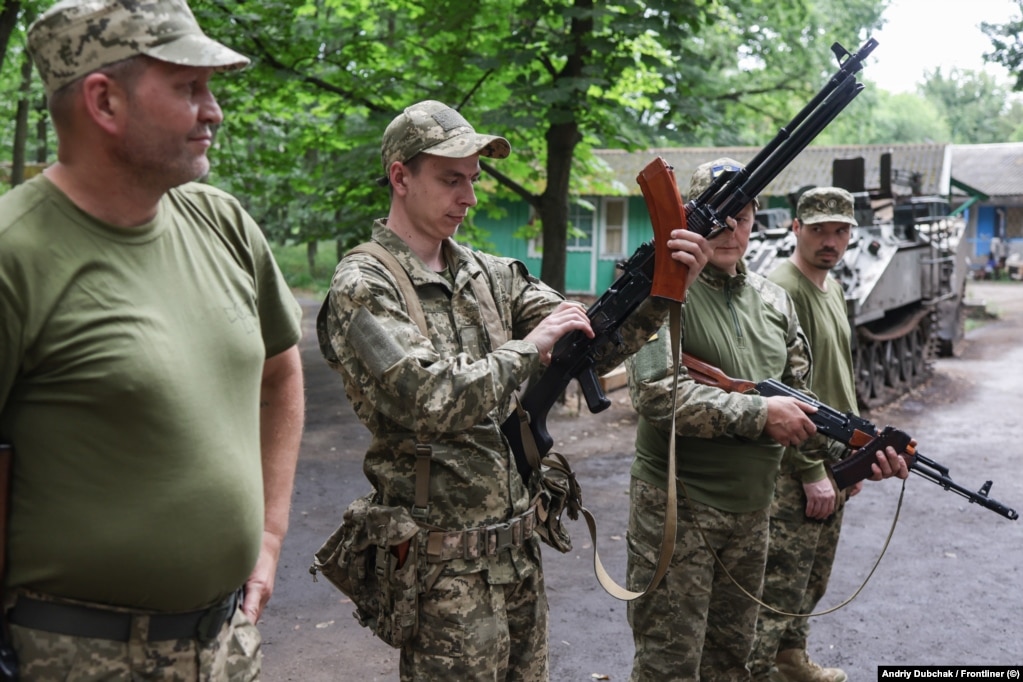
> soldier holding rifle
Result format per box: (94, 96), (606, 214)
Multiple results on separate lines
(624, 161), (906, 682)
(317, 100), (711, 681)
(750, 187), (909, 682)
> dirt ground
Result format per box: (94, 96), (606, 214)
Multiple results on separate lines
(259, 280), (1023, 681)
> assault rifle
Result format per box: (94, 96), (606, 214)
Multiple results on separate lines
(500, 38), (878, 482)
(681, 353), (1019, 521)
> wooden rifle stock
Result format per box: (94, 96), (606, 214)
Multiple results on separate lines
(680, 352), (757, 394)
(637, 158), (689, 302)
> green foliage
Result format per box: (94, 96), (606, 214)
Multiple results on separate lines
(268, 240), (340, 297)
(982, 1), (1023, 91)
(23, 0), (1023, 287)
(919, 67), (1018, 144)
(815, 88), (952, 144)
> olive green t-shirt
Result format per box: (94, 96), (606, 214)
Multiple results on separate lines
(0, 176), (302, 611)
(769, 261), (857, 414)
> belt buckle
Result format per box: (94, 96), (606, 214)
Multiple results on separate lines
(491, 521), (514, 554)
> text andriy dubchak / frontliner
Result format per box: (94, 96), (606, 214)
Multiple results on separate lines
(880, 670), (1019, 679)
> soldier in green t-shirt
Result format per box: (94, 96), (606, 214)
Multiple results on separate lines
(750, 187), (909, 682)
(0, 1), (305, 679)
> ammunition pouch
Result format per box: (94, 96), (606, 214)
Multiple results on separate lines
(530, 452), (583, 554)
(310, 493), (420, 648)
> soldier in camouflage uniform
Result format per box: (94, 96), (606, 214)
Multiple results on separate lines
(317, 100), (711, 681)
(750, 187), (908, 682)
(1, 1), (304, 679)
(624, 158), (828, 682)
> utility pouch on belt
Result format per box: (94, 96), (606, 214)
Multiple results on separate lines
(310, 494), (420, 648)
(530, 452), (583, 554)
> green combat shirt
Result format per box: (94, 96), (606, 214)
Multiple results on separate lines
(626, 261), (827, 513)
(770, 260), (858, 481)
(769, 261), (856, 414)
(0, 176), (302, 611)
(320, 221), (669, 583)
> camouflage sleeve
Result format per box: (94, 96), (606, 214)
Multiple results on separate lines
(326, 256), (548, 438)
(591, 296), (672, 377)
(504, 259), (565, 342)
(625, 324), (769, 440)
(778, 303), (831, 482)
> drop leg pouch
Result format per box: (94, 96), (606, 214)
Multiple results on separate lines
(310, 493), (420, 648)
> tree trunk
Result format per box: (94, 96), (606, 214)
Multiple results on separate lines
(306, 241), (318, 278)
(36, 96), (49, 163)
(538, 119), (581, 294)
(11, 52), (32, 187)
(0, 1), (21, 75)
(536, 0), (591, 295)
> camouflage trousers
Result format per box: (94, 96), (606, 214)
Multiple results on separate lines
(399, 566), (548, 682)
(626, 477), (769, 682)
(748, 469), (845, 679)
(9, 595), (261, 681)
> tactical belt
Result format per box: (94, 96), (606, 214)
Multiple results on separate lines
(8, 589), (240, 644)
(425, 504), (537, 561)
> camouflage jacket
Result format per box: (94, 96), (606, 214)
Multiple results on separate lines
(319, 221), (669, 579)
(626, 261), (828, 513)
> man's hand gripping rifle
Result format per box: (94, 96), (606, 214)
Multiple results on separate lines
(500, 39), (879, 483)
(682, 353), (1019, 521)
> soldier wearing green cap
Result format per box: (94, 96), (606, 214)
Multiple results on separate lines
(316, 100), (711, 681)
(751, 187), (908, 682)
(624, 157), (829, 681)
(0, 0), (304, 678)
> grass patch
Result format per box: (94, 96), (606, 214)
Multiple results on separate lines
(270, 241), (340, 297)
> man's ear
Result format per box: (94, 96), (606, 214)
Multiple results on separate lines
(388, 161), (410, 194)
(79, 73), (125, 135)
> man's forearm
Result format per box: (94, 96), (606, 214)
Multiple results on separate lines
(260, 345), (305, 540)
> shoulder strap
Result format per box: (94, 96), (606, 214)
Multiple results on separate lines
(344, 241), (509, 518)
(345, 242), (432, 514)
(348, 242), (429, 337)
(349, 242), (508, 350)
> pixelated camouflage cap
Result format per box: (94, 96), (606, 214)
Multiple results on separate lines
(381, 100), (511, 172)
(687, 157), (750, 200)
(28, 0), (250, 97)
(797, 186), (857, 226)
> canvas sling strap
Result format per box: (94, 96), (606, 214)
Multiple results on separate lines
(350, 241), (680, 600)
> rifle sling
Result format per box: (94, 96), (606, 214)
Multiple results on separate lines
(579, 302), (682, 601)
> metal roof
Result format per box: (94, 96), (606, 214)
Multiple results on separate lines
(950, 143), (1023, 199)
(593, 143), (952, 199)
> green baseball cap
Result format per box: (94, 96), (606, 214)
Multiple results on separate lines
(797, 186), (857, 226)
(380, 100), (511, 173)
(28, 0), (250, 97)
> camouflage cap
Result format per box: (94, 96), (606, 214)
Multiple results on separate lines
(381, 100), (511, 172)
(687, 157), (749, 202)
(28, 0), (250, 97)
(797, 186), (857, 226)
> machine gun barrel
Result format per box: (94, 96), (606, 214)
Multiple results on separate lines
(500, 38), (877, 483)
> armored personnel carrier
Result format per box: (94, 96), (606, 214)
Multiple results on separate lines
(745, 162), (969, 409)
